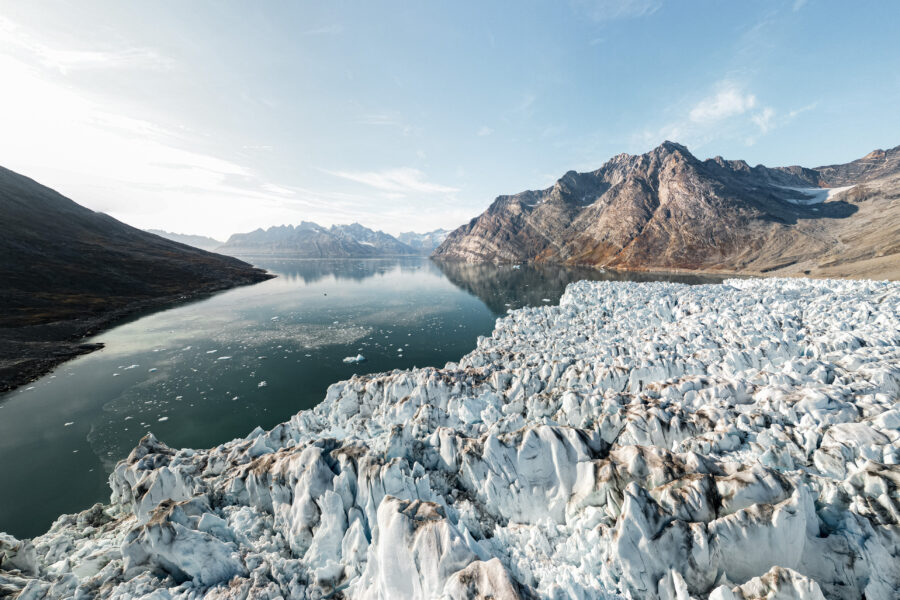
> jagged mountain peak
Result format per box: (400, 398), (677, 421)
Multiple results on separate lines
(654, 139), (691, 155)
(434, 142), (900, 278)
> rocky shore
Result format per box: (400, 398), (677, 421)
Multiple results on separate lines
(1, 278), (898, 599)
(0, 274), (272, 394)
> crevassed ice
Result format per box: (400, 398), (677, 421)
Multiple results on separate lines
(1, 278), (898, 600)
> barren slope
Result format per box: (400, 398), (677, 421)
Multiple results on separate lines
(434, 142), (900, 279)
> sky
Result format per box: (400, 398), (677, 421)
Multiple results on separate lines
(1, 1), (898, 240)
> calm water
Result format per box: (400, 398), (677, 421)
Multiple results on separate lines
(0, 257), (723, 537)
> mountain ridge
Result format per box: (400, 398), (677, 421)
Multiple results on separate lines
(433, 142), (900, 279)
(219, 221), (420, 257)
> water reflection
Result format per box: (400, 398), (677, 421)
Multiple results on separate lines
(230, 255), (436, 284)
(433, 260), (726, 314)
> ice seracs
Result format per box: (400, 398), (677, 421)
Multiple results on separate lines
(1, 278), (899, 599)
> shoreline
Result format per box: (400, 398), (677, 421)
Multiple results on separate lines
(0, 272), (274, 395)
(428, 255), (900, 281)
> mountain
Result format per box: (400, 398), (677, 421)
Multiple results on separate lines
(219, 222), (418, 257)
(0, 166), (272, 392)
(145, 229), (224, 252)
(433, 142), (900, 279)
(397, 228), (451, 254)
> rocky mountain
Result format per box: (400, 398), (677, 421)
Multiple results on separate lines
(145, 229), (224, 252)
(397, 228), (451, 254)
(0, 166), (272, 392)
(219, 222), (418, 257)
(433, 142), (900, 279)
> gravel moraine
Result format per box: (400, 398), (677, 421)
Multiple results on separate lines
(1, 278), (898, 600)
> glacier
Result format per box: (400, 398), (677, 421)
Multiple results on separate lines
(1, 278), (898, 600)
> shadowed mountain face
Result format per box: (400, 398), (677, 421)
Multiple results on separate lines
(433, 142), (900, 279)
(0, 166), (272, 392)
(219, 222), (418, 257)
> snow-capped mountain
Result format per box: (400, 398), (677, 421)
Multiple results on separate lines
(397, 228), (451, 254)
(218, 222), (418, 257)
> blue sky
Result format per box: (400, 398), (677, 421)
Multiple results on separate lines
(1, 0), (898, 239)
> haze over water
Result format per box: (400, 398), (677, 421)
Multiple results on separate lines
(0, 257), (722, 537)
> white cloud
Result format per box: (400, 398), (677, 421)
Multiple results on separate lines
(0, 14), (469, 238)
(635, 81), (778, 151)
(477, 126), (494, 136)
(788, 102), (818, 119)
(324, 167), (459, 195)
(752, 107), (776, 134)
(574, 0), (663, 21)
(0, 45), (325, 239)
(793, 0), (808, 12)
(689, 84), (757, 123)
(0, 15), (172, 73)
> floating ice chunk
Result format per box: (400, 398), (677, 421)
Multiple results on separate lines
(216, 356), (231, 360)
(157, 417), (168, 422)
(343, 354), (366, 364)
(148, 368), (158, 373)
(257, 381), (267, 388)
(63, 422), (74, 427)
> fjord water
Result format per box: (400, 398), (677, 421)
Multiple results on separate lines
(0, 257), (722, 538)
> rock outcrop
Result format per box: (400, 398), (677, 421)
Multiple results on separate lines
(1, 277), (898, 599)
(433, 142), (900, 279)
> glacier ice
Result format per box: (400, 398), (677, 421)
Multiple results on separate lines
(1, 278), (899, 599)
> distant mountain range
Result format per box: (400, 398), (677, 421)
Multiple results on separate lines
(0, 166), (271, 392)
(218, 222), (442, 257)
(434, 142), (900, 279)
(146, 229), (224, 252)
(397, 229), (450, 254)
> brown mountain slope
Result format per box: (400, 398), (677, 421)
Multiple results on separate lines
(0, 166), (273, 392)
(433, 142), (900, 279)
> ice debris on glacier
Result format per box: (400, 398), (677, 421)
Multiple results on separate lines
(1, 278), (899, 600)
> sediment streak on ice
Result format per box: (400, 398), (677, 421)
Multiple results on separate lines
(1, 278), (899, 599)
